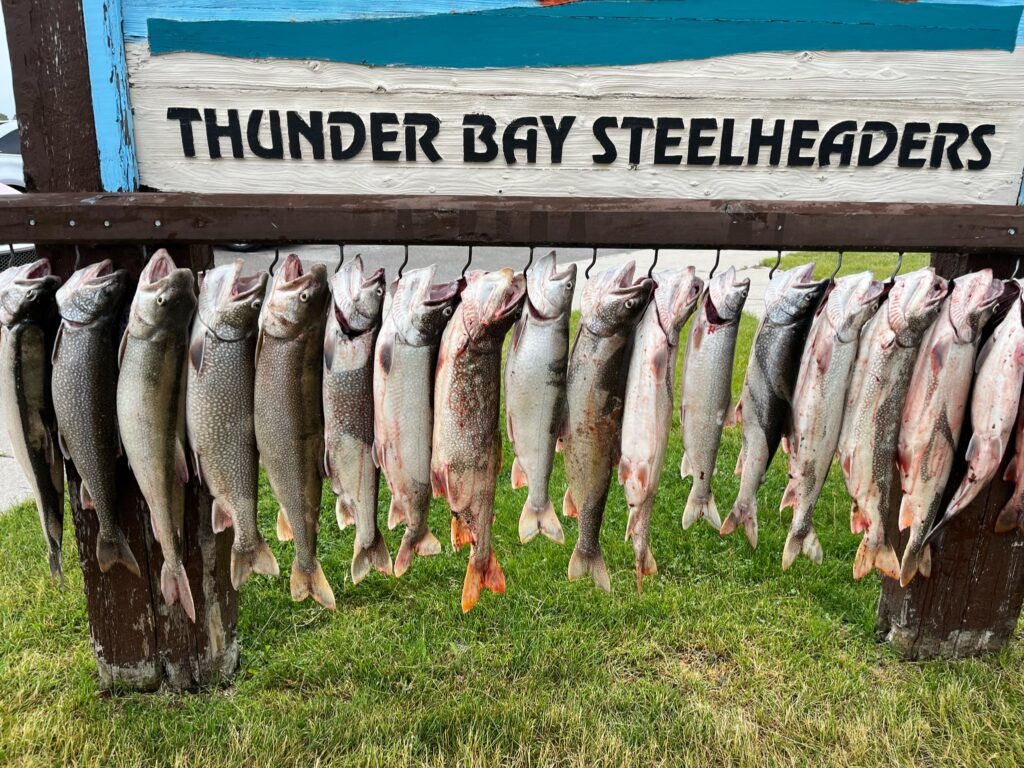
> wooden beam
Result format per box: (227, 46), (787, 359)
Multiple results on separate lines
(0, 194), (1020, 253)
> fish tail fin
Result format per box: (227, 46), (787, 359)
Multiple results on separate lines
(995, 496), (1024, 534)
(230, 536), (280, 590)
(899, 542), (932, 587)
(781, 523), (822, 571)
(211, 499), (233, 534)
(567, 546), (611, 593)
(160, 562), (196, 622)
(394, 528), (441, 578)
(387, 497), (408, 530)
(850, 501), (869, 534)
(335, 497), (356, 531)
(779, 480), (799, 513)
(290, 559), (336, 610)
(510, 456), (528, 490)
(351, 534), (393, 584)
(721, 498), (759, 549)
(948, 435), (1003, 516)
(451, 516), (475, 551)
(853, 536), (899, 580)
(679, 452), (693, 480)
(276, 508), (294, 541)
(95, 528), (141, 577)
(461, 551), (506, 613)
(518, 498), (564, 545)
(633, 541), (657, 595)
(562, 487), (579, 518)
(681, 490), (721, 531)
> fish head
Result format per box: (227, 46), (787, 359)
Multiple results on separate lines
(582, 261), (655, 336)
(764, 262), (827, 324)
(886, 267), (948, 340)
(526, 251), (576, 321)
(704, 267), (750, 327)
(0, 258), (61, 326)
(652, 266), (703, 345)
(329, 255), (386, 335)
(55, 259), (128, 327)
(197, 260), (267, 341)
(391, 265), (462, 345)
(948, 268), (1003, 343)
(261, 254), (329, 339)
(129, 250), (197, 337)
(460, 268), (528, 342)
(827, 271), (885, 342)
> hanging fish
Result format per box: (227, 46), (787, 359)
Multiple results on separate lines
(679, 267), (750, 531)
(724, 263), (826, 549)
(254, 254), (334, 609)
(323, 256), (391, 584)
(0, 260), (64, 581)
(897, 269), (1002, 585)
(781, 272), (884, 569)
(186, 260), (277, 591)
(117, 250), (197, 619)
(837, 267), (948, 580)
(374, 266), (461, 577)
(504, 251), (576, 545)
(564, 262), (655, 592)
(52, 260), (139, 576)
(619, 267), (702, 591)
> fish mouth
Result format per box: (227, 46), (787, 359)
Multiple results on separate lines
(18, 258), (52, 282)
(139, 249), (176, 286)
(275, 253), (306, 288)
(495, 273), (528, 322)
(614, 276), (655, 303)
(60, 258), (113, 295)
(791, 262), (818, 288)
(424, 279), (461, 307)
(981, 278), (1005, 310)
(230, 270), (265, 301)
(362, 267), (385, 290)
(925, 277), (949, 306)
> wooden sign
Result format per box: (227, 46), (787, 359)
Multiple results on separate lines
(86, 0), (1024, 204)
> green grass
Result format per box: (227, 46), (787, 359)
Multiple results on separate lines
(760, 251), (930, 281)
(2, 309), (1024, 767)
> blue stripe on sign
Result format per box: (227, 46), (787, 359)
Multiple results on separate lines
(83, 0), (139, 191)
(147, 0), (1023, 67)
(920, 0), (1024, 45)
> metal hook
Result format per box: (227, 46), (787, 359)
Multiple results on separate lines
(268, 247), (280, 276)
(829, 250), (844, 283)
(768, 249), (782, 280)
(524, 246), (535, 273)
(73, 245), (81, 272)
(140, 244), (149, 261)
(461, 245), (474, 279)
(398, 245), (409, 280)
(709, 249), (722, 281)
(889, 251), (905, 282)
(585, 247), (598, 280)
(6, 243), (14, 269)
(648, 248), (659, 279)
(334, 244), (345, 275)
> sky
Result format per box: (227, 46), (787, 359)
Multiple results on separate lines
(0, 10), (16, 118)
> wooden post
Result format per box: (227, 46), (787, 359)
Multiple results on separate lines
(2, 0), (237, 690)
(877, 252), (1024, 660)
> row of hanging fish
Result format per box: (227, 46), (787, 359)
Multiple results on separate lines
(1, 249), (1021, 617)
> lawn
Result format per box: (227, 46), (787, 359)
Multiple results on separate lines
(760, 251), (930, 281)
(2, 298), (1023, 767)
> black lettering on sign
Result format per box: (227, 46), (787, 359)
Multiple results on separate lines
(592, 116), (618, 164)
(968, 124), (995, 170)
(370, 113), (401, 161)
(930, 123), (969, 170)
(403, 113), (442, 162)
(247, 110), (284, 159)
(504, 116), (539, 164)
(898, 122), (929, 168)
(788, 120), (818, 167)
(748, 119), (785, 166)
(818, 120), (857, 167)
(203, 108), (243, 159)
(327, 112), (366, 160)
(621, 117), (655, 165)
(687, 118), (717, 166)
(167, 107), (202, 158)
(858, 121), (898, 166)
(541, 115), (576, 164)
(287, 110), (325, 160)
(719, 118), (744, 166)
(463, 114), (499, 162)
(654, 117), (684, 165)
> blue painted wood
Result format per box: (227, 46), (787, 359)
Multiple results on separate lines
(83, 0), (139, 191)
(921, 0), (1024, 43)
(146, 1), (1023, 67)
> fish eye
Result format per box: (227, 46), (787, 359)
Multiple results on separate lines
(375, 287), (385, 297)
(156, 294), (166, 306)
(442, 306), (454, 317)
(625, 298), (637, 309)
(299, 291), (309, 303)
(564, 281), (574, 292)
(251, 299), (262, 310)
(26, 289), (36, 301)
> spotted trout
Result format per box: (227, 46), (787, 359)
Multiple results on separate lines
(323, 256), (391, 584)
(781, 272), (884, 570)
(0, 260), (64, 580)
(117, 250), (197, 619)
(52, 260), (139, 577)
(187, 260), (277, 591)
(564, 262), (655, 592)
(254, 254), (334, 609)
(504, 251), (576, 545)
(724, 263), (826, 549)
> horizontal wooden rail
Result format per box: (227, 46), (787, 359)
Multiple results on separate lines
(0, 193), (1022, 253)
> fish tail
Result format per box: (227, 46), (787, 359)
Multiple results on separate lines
(275, 508), (294, 541)
(781, 524), (822, 571)
(211, 499), (233, 534)
(95, 527), (141, 578)
(451, 516), (475, 550)
(335, 497), (356, 531)
(721, 498), (759, 549)
(387, 497), (408, 530)
(393, 528), (441, 578)
(562, 487), (579, 518)
(853, 536), (899, 581)
(681, 489), (721, 531)
(899, 541), (932, 587)
(39, 506), (64, 583)
(567, 546), (611, 593)
(290, 559), (336, 610)
(510, 456), (528, 490)
(160, 562), (196, 622)
(518, 499), (563, 545)
(995, 496), (1024, 534)
(230, 536), (279, 590)
(351, 534), (393, 584)
(461, 550), (506, 613)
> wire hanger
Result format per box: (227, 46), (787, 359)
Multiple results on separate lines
(524, 246), (535, 273)
(709, 248), (721, 280)
(829, 250), (844, 283)
(140, 244), (149, 261)
(1011, 256), (1021, 281)
(648, 248), (659, 279)
(73, 245), (81, 272)
(888, 251), (904, 282)
(585, 247), (598, 280)
(397, 245), (409, 280)
(461, 245), (474, 279)
(768, 249), (782, 280)
(334, 243), (345, 275)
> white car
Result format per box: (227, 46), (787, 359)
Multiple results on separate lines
(0, 179), (35, 267)
(0, 122), (23, 191)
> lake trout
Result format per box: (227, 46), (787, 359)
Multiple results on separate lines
(564, 262), (654, 592)
(504, 251), (576, 545)
(374, 266), (461, 577)
(254, 254), (334, 608)
(680, 267), (750, 532)
(897, 269), (1002, 585)
(0, 260), (64, 580)
(52, 260), (139, 577)
(781, 272), (883, 570)
(725, 263), (826, 549)
(323, 256), (391, 584)
(117, 250), (197, 619)
(619, 267), (702, 591)
(187, 260), (277, 591)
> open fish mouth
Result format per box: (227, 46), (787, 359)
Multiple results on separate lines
(13, 258), (53, 285)
(274, 253), (311, 291)
(362, 267), (385, 290)
(424, 279), (461, 307)
(494, 274), (528, 322)
(230, 271), (265, 302)
(139, 250), (176, 287)
(60, 258), (113, 294)
(980, 278), (1005, 310)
